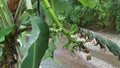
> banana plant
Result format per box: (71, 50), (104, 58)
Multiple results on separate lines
(0, 0), (50, 68)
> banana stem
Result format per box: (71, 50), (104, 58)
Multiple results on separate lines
(42, 0), (76, 43)
(14, 0), (24, 25)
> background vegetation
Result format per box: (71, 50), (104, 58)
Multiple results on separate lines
(49, 0), (120, 32)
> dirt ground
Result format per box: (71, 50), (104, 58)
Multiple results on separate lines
(41, 31), (120, 68)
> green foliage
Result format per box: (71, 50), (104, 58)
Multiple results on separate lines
(115, 3), (120, 31)
(43, 36), (56, 60)
(78, 0), (98, 8)
(0, 0), (13, 27)
(0, 25), (13, 40)
(116, 21), (120, 32)
(20, 16), (49, 68)
(69, 6), (97, 25)
(48, 0), (98, 26)
(68, 24), (78, 35)
(49, 0), (120, 31)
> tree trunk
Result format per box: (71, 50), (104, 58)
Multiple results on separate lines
(0, 35), (18, 68)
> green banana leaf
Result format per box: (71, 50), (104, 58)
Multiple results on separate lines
(0, 0), (13, 26)
(20, 16), (49, 68)
(43, 37), (56, 60)
(0, 25), (13, 40)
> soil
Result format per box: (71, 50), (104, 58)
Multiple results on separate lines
(53, 33), (120, 68)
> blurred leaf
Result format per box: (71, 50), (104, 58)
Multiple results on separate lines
(91, 31), (106, 48)
(104, 39), (120, 59)
(25, 0), (32, 10)
(20, 16), (49, 68)
(78, 0), (97, 8)
(0, 46), (2, 61)
(49, 39), (56, 52)
(0, 0), (13, 26)
(63, 40), (71, 48)
(42, 49), (52, 60)
(52, 0), (72, 15)
(94, 32), (120, 58)
(68, 24), (78, 35)
(21, 11), (32, 26)
(18, 33), (27, 55)
(43, 37), (56, 60)
(0, 47), (2, 56)
(0, 25), (13, 39)
(27, 18), (40, 47)
(82, 28), (120, 59)
(0, 37), (4, 42)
